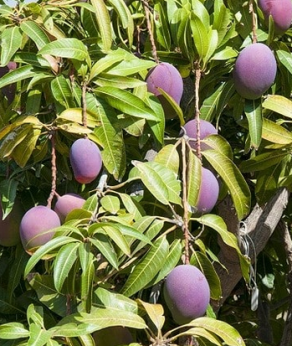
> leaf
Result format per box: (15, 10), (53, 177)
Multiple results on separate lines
(102, 224), (131, 256)
(89, 234), (119, 270)
(194, 214), (249, 279)
(244, 99), (262, 149)
(38, 39), (90, 64)
(100, 195), (120, 214)
(95, 87), (158, 121)
(240, 151), (289, 173)
(1, 26), (22, 66)
(202, 150), (251, 220)
(24, 236), (77, 278)
(91, 0), (112, 52)
(190, 12), (209, 61)
(0, 65), (37, 89)
(154, 144), (180, 174)
(190, 251), (222, 300)
(121, 236), (169, 297)
(51, 75), (74, 109)
(137, 300), (165, 332)
(185, 317), (245, 346)
(277, 50), (292, 75)
(262, 118), (292, 144)
(262, 94), (292, 119)
(187, 150), (201, 209)
(93, 98), (126, 180)
(53, 242), (79, 293)
(0, 323), (29, 340)
(20, 21), (50, 49)
(55, 308), (147, 336)
(131, 161), (169, 205)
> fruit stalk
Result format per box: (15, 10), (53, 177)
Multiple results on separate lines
(142, 0), (159, 63)
(249, 0), (258, 43)
(194, 63), (202, 159)
(47, 130), (57, 209)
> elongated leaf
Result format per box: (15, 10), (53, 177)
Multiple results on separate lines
(1, 26), (22, 66)
(187, 150), (201, 209)
(0, 323), (29, 340)
(91, 0), (112, 52)
(178, 327), (221, 345)
(80, 260), (95, 313)
(95, 87), (158, 121)
(121, 237), (169, 297)
(262, 118), (292, 144)
(154, 144), (180, 174)
(190, 12), (209, 61)
(194, 214), (249, 279)
(90, 235), (119, 270)
(20, 21), (50, 49)
(131, 161), (169, 205)
(53, 242), (79, 293)
(55, 308), (147, 336)
(102, 225), (130, 256)
(38, 39), (90, 64)
(245, 99), (262, 149)
(277, 50), (292, 75)
(137, 300), (165, 332)
(24, 236), (77, 278)
(51, 75), (74, 108)
(241, 150), (288, 173)
(185, 317), (245, 346)
(263, 94), (292, 119)
(202, 150), (250, 220)
(0, 65), (36, 89)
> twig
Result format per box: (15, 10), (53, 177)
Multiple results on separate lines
(82, 81), (88, 129)
(249, 0), (258, 43)
(142, 0), (159, 63)
(194, 63), (202, 159)
(47, 131), (57, 209)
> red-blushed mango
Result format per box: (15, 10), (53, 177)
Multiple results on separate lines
(0, 199), (23, 247)
(146, 62), (183, 118)
(20, 206), (61, 252)
(233, 43), (277, 100)
(163, 264), (210, 325)
(195, 167), (219, 215)
(92, 326), (133, 346)
(70, 138), (102, 184)
(54, 193), (85, 223)
(182, 119), (217, 150)
(258, 0), (292, 32)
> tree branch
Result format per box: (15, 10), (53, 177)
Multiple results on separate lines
(213, 188), (289, 311)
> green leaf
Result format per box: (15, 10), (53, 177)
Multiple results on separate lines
(24, 236), (77, 278)
(131, 161), (169, 205)
(154, 2), (171, 50)
(241, 151), (289, 173)
(202, 150), (251, 220)
(80, 260), (95, 313)
(55, 308), (147, 336)
(244, 99), (262, 149)
(185, 317), (245, 346)
(0, 65), (37, 89)
(100, 195), (120, 214)
(187, 150), (201, 210)
(93, 98), (126, 180)
(262, 118), (292, 144)
(1, 26), (22, 66)
(102, 224), (131, 256)
(51, 75), (74, 109)
(190, 251), (222, 300)
(89, 234), (119, 270)
(20, 21), (50, 49)
(0, 323), (29, 340)
(38, 39), (90, 64)
(154, 144), (180, 174)
(190, 12), (209, 62)
(277, 50), (292, 75)
(53, 242), (79, 293)
(95, 87), (158, 121)
(194, 214), (249, 280)
(91, 0), (112, 52)
(201, 134), (233, 159)
(262, 94), (292, 119)
(137, 300), (165, 332)
(121, 236), (169, 297)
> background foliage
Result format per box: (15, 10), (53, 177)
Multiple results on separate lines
(0, 0), (292, 345)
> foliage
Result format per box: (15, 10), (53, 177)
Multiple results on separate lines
(0, 0), (292, 345)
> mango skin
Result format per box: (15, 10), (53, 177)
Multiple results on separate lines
(92, 326), (133, 346)
(146, 62), (183, 118)
(258, 0), (292, 33)
(233, 43), (277, 100)
(163, 264), (210, 325)
(70, 138), (102, 184)
(54, 193), (85, 223)
(0, 199), (23, 247)
(195, 167), (219, 215)
(182, 119), (217, 150)
(20, 206), (61, 252)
